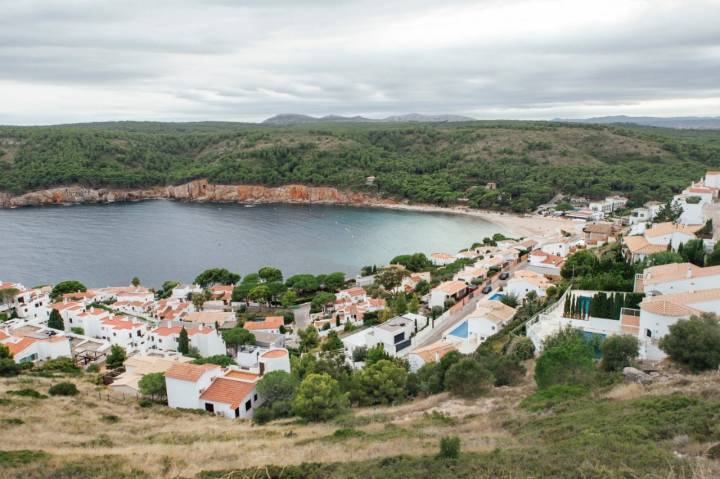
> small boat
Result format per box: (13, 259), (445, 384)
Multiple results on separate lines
(244, 204), (256, 208)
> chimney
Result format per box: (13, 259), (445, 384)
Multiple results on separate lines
(259, 361), (265, 376)
(434, 351), (440, 362)
(687, 267), (693, 278)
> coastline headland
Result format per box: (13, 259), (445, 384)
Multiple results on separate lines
(0, 179), (576, 238)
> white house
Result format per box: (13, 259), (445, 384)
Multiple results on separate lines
(429, 281), (468, 309)
(342, 314), (425, 358)
(634, 263), (720, 295)
(149, 324), (227, 357)
(337, 287), (367, 303)
(0, 327), (72, 364)
(199, 375), (261, 419)
(506, 270), (551, 301)
(540, 237), (573, 258)
(589, 196), (628, 218)
(704, 171), (720, 188)
(637, 289), (720, 360)
(453, 265), (488, 285)
(430, 252), (456, 266)
(183, 311), (235, 329)
(243, 316), (284, 334)
(446, 299), (517, 353)
(165, 363), (222, 409)
(99, 316), (150, 351)
(172, 284), (203, 300)
(407, 339), (459, 372)
(623, 222), (701, 262)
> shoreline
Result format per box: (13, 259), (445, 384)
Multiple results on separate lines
(0, 180), (577, 239)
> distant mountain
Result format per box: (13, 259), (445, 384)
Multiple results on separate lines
(555, 115), (720, 130)
(262, 113), (474, 125)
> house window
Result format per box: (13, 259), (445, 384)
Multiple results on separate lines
(645, 329), (652, 338)
(245, 399), (252, 411)
(235, 407), (240, 418)
(254, 394), (257, 401)
(204, 403), (214, 413)
(393, 332), (405, 344)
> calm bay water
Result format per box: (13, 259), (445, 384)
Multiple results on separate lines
(0, 200), (506, 287)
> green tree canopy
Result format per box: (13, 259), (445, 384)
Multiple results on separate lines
(258, 266), (283, 283)
(660, 314), (720, 372)
(138, 372), (167, 398)
(106, 345), (127, 369)
(600, 335), (639, 372)
(50, 280), (87, 301)
(194, 268), (240, 287)
(292, 373), (349, 422)
(444, 358), (494, 398)
(535, 328), (595, 389)
(351, 359), (408, 406)
(222, 327), (255, 354)
(47, 309), (64, 331)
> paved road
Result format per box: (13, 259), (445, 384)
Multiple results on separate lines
(293, 302), (312, 331)
(413, 261), (527, 349)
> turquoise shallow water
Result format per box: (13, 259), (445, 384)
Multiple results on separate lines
(0, 200), (506, 287)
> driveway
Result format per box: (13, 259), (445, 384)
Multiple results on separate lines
(293, 302), (312, 331)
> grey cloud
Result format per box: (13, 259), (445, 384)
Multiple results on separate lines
(1, 0), (719, 124)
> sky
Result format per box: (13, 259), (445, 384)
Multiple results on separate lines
(1, 0), (719, 125)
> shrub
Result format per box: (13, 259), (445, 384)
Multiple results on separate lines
(438, 436), (461, 459)
(350, 359), (407, 406)
(535, 328), (595, 389)
(86, 363), (100, 373)
(48, 382), (78, 396)
(101, 414), (120, 423)
(7, 388), (47, 399)
(600, 335), (639, 371)
(138, 399), (153, 408)
(660, 314), (720, 372)
(38, 357), (81, 374)
(138, 372), (167, 398)
(106, 345), (126, 369)
(491, 357), (527, 386)
(506, 336), (535, 361)
(292, 373), (348, 422)
(255, 371), (298, 422)
(444, 358), (494, 398)
(520, 384), (590, 411)
(0, 345), (20, 377)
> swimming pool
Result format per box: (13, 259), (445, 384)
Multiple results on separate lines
(448, 320), (469, 339)
(489, 293), (505, 301)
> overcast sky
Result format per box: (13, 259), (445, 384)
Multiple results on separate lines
(1, 0), (719, 124)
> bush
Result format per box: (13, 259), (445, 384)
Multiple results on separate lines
(520, 384), (590, 411)
(48, 382), (78, 396)
(535, 328), (596, 389)
(438, 436), (461, 459)
(292, 373), (348, 422)
(444, 358), (494, 398)
(506, 336), (535, 361)
(138, 399), (153, 408)
(7, 388), (47, 399)
(350, 359), (407, 406)
(38, 357), (81, 374)
(0, 345), (20, 377)
(86, 363), (100, 373)
(660, 314), (720, 372)
(600, 335), (639, 371)
(255, 371), (298, 422)
(138, 372), (167, 398)
(106, 345), (126, 369)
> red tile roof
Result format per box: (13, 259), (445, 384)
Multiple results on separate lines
(244, 316), (283, 331)
(199, 377), (256, 410)
(165, 363), (219, 382)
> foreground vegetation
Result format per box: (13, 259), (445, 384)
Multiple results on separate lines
(2, 121), (720, 211)
(1, 361), (718, 479)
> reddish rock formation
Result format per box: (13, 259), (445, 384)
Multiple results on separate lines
(0, 180), (400, 209)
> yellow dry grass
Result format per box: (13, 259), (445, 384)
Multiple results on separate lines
(0, 374), (518, 478)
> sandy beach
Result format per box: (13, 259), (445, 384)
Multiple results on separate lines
(360, 201), (579, 239)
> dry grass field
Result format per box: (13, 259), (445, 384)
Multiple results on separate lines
(1, 364), (718, 479)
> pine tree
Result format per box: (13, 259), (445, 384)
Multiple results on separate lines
(178, 327), (190, 355)
(47, 308), (64, 331)
(563, 295), (571, 316)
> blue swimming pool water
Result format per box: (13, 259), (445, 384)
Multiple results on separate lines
(449, 320), (469, 338)
(489, 293), (505, 301)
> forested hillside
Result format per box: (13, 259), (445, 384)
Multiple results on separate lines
(1, 121), (719, 212)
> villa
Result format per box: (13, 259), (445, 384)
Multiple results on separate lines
(634, 263), (720, 295)
(0, 326), (72, 364)
(506, 270), (551, 301)
(243, 316), (284, 334)
(443, 298), (517, 353)
(407, 339), (459, 372)
(430, 252), (456, 266)
(429, 281), (469, 309)
(183, 311), (236, 328)
(149, 323), (227, 357)
(622, 222), (701, 262)
(342, 313), (426, 359)
(110, 354), (191, 395)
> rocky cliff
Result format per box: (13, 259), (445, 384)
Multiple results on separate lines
(0, 180), (397, 208)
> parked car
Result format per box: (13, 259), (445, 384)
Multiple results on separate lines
(499, 272), (509, 280)
(481, 285), (492, 294)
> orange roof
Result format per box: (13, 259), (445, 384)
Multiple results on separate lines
(411, 340), (458, 364)
(645, 222), (700, 238)
(0, 330), (8, 340)
(224, 370), (260, 381)
(261, 349), (287, 359)
(542, 254), (564, 266)
(51, 301), (83, 311)
(642, 263), (720, 285)
(623, 236), (667, 255)
(165, 363), (220, 382)
(434, 281), (467, 296)
(101, 316), (139, 330)
(5, 337), (36, 356)
(339, 287), (365, 297)
(640, 288), (720, 317)
(199, 378), (256, 409)
(431, 252), (455, 260)
(244, 316), (283, 331)
(153, 325), (212, 337)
